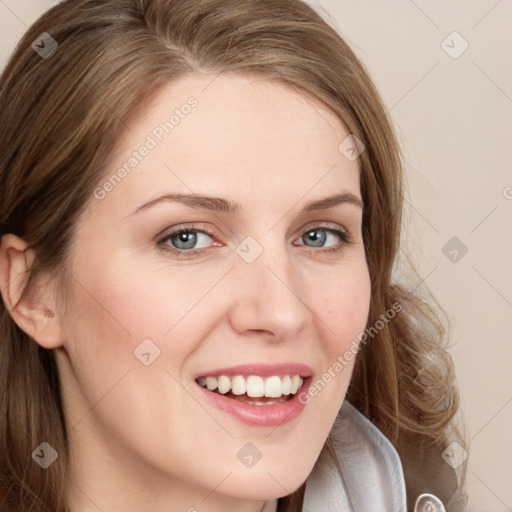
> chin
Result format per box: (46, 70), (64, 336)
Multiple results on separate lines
(223, 461), (311, 500)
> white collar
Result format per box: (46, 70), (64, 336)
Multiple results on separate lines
(303, 399), (407, 512)
(263, 400), (447, 511)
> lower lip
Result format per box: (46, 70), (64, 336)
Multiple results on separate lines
(196, 378), (312, 427)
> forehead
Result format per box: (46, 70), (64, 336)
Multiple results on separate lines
(96, 72), (361, 216)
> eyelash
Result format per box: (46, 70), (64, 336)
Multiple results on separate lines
(156, 223), (355, 259)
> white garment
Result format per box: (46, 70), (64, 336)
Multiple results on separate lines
(262, 399), (447, 512)
(303, 400), (446, 512)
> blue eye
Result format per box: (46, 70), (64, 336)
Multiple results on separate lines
(296, 227), (352, 252)
(164, 230), (210, 251)
(158, 224), (216, 258)
(157, 224), (353, 259)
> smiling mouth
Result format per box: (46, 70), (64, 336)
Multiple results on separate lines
(195, 374), (304, 405)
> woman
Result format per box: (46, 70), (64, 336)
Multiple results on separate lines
(0, 0), (468, 510)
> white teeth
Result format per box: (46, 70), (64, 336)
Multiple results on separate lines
(282, 375), (291, 395)
(205, 376), (218, 391)
(197, 374), (304, 398)
(290, 375), (302, 394)
(231, 375), (247, 395)
(265, 376), (283, 398)
(217, 375), (231, 394)
(246, 376), (264, 397)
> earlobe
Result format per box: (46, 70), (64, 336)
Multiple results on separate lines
(0, 234), (63, 349)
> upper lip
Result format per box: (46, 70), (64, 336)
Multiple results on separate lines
(195, 363), (313, 379)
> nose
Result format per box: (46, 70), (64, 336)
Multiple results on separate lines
(227, 238), (310, 340)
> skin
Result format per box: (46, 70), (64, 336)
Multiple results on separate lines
(0, 73), (371, 512)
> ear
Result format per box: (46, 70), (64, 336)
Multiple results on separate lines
(0, 234), (63, 349)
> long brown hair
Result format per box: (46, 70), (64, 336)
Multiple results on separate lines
(0, 0), (468, 510)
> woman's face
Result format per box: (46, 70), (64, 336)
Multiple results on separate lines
(55, 73), (371, 510)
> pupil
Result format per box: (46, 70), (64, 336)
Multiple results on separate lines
(175, 231), (196, 249)
(307, 229), (325, 247)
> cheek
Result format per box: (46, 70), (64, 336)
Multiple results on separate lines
(300, 261), (371, 406)
(58, 247), (231, 425)
(58, 251), (215, 463)
(63, 250), (215, 347)
(315, 264), (372, 353)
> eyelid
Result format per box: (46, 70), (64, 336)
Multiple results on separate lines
(155, 222), (219, 241)
(300, 220), (349, 234)
(297, 219), (353, 237)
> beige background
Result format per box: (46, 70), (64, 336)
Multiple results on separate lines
(1, 1), (511, 510)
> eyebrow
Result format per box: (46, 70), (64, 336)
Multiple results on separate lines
(130, 191), (363, 217)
